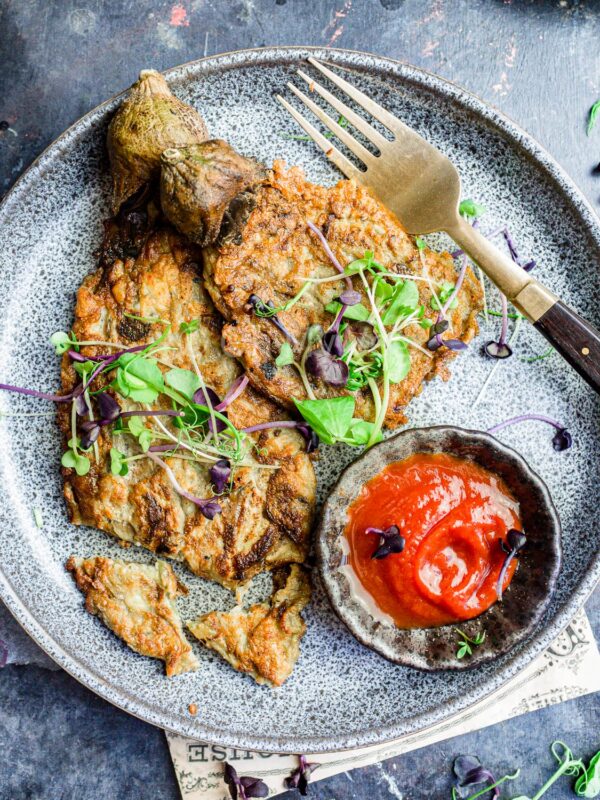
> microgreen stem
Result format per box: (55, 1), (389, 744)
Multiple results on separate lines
(460, 769), (520, 800)
(215, 375), (249, 412)
(185, 336), (218, 441)
(307, 220), (353, 291)
(440, 254), (468, 319)
(487, 413), (564, 434)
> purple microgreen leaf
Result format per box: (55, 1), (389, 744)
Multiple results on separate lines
(365, 525), (405, 560)
(338, 289), (362, 306)
(97, 392), (121, 422)
(322, 330), (344, 357)
(305, 349), (349, 387)
(443, 338), (468, 351)
(209, 459), (231, 494)
(344, 320), (378, 352)
(484, 341), (513, 359)
(79, 420), (101, 450)
(432, 319), (449, 335)
(74, 394), (88, 417)
(552, 428), (573, 451)
(297, 423), (320, 453)
(285, 755), (320, 797)
(224, 762), (268, 800)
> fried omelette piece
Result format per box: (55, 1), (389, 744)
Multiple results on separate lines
(60, 222), (315, 590)
(66, 555), (198, 676)
(204, 161), (483, 428)
(187, 564), (310, 686)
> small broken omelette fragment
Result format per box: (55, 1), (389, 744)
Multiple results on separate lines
(66, 555), (198, 676)
(60, 220), (315, 590)
(203, 161), (483, 428)
(187, 564), (311, 687)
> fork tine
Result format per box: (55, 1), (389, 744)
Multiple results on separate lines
(276, 94), (363, 181)
(286, 82), (376, 167)
(296, 69), (388, 151)
(307, 57), (404, 136)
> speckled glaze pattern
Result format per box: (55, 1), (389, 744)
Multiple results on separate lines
(0, 47), (598, 753)
(317, 426), (562, 670)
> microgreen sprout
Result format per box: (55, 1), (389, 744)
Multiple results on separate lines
(452, 753), (520, 800)
(459, 199), (487, 220)
(497, 529), (527, 601)
(587, 99), (600, 136)
(455, 628), (486, 659)
(179, 319), (200, 334)
(487, 414), (572, 452)
(33, 507), (43, 529)
(251, 281), (311, 318)
(248, 294), (299, 344)
(285, 755), (320, 796)
(365, 525), (405, 559)
(223, 762), (268, 800)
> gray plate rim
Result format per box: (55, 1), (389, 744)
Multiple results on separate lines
(0, 45), (599, 753)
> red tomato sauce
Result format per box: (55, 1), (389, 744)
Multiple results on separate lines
(345, 453), (521, 628)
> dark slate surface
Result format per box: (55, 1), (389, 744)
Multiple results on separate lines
(1, 0), (599, 798)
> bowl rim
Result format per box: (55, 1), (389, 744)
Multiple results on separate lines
(316, 424), (562, 671)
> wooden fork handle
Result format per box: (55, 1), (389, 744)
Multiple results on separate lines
(448, 216), (600, 394)
(534, 301), (600, 393)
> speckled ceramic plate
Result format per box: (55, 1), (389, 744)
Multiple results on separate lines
(0, 47), (599, 754)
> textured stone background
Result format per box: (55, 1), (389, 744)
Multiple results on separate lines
(0, 1), (599, 798)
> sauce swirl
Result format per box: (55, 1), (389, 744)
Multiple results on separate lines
(345, 453), (521, 628)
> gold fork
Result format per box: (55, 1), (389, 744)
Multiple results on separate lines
(277, 57), (600, 393)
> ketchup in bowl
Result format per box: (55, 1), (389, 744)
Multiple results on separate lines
(345, 452), (522, 628)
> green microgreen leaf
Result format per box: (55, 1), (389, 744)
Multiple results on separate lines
(109, 447), (129, 476)
(381, 280), (419, 325)
(114, 354), (164, 403)
(420, 318), (434, 329)
(73, 360), (96, 379)
(255, 282), (311, 318)
(455, 628), (486, 659)
(344, 251), (386, 276)
(587, 99), (600, 136)
(179, 320), (200, 335)
(275, 342), (295, 368)
(164, 368), (201, 400)
(415, 236), (426, 251)
(431, 281), (458, 310)
(342, 419), (383, 447)
(387, 340), (411, 383)
(50, 331), (72, 355)
(576, 751), (600, 797)
(293, 396), (355, 445)
(61, 450), (90, 476)
(459, 198), (486, 219)
(325, 301), (370, 322)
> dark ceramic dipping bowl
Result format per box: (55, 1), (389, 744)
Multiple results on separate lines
(316, 426), (562, 670)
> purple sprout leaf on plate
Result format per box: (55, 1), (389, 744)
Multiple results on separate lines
(284, 755), (320, 796)
(224, 762), (269, 800)
(452, 755), (500, 799)
(209, 459), (231, 494)
(338, 288), (362, 306)
(322, 329), (344, 358)
(305, 348), (349, 387)
(365, 525), (405, 560)
(97, 392), (121, 422)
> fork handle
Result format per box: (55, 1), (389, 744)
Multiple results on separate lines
(447, 216), (600, 394)
(534, 302), (600, 392)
